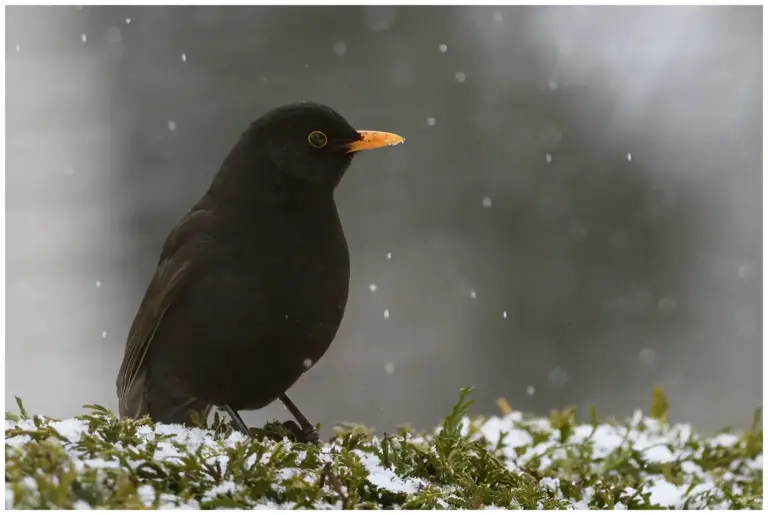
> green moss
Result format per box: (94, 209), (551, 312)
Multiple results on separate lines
(5, 389), (762, 509)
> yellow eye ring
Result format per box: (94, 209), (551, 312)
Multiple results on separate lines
(308, 131), (328, 148)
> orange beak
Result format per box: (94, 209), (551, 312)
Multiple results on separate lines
(345, 130), (406, 153)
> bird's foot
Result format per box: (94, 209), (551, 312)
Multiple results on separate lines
(275, 393), (320, 444)
(222, 405), (252, 436)
(251, 420), (318, 444)
(254, 421), (292, 441)
(278, 420), (320, 444)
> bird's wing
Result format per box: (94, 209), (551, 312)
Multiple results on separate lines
(116, 208), (215, 418)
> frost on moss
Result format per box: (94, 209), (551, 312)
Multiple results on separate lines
(4, 388), (763, 509)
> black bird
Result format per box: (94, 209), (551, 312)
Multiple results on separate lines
(116, 102), (404, 442)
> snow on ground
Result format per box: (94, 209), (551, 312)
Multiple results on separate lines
(5, 408), (762, 509)
(468, 410), (761, 509)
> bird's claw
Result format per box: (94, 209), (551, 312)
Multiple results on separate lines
(280, 420), (320, 444)
(300, 425), (321, 445)
(253, 420), (320, 444)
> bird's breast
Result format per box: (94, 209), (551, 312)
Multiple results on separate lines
(224, 202), (351, 357)
(154, 201), (351, 407)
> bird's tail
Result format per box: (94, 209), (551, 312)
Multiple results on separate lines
(119, 368), (212, 427)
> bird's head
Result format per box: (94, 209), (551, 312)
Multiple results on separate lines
(244, 102), (405, 189)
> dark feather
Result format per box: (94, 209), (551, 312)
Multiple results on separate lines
(115, 208), (214, 418)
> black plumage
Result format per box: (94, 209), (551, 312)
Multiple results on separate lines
(116, 102), (404, 441)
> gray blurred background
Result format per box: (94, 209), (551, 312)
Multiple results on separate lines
(6, 6), (762, 434)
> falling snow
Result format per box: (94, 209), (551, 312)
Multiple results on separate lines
(363, 6), (397, 31)
(105, 26), (122, 44)
(548, 367), (569, 387)
(737, 263), (755, 281)
(638, 348), (656, 366)
(303, 358), (313, 369)
(334, 41), (347, 56)
(657, 296), (677, 314)
(5, 11), (761, 501)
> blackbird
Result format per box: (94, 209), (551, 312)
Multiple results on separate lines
(116, 102), (404, 442)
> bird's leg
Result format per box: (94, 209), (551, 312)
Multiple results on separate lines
(223, 405), (251, 436)
(279, 394), (320, 444)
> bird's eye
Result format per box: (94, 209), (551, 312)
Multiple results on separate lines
(308, 131), (328, 148)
